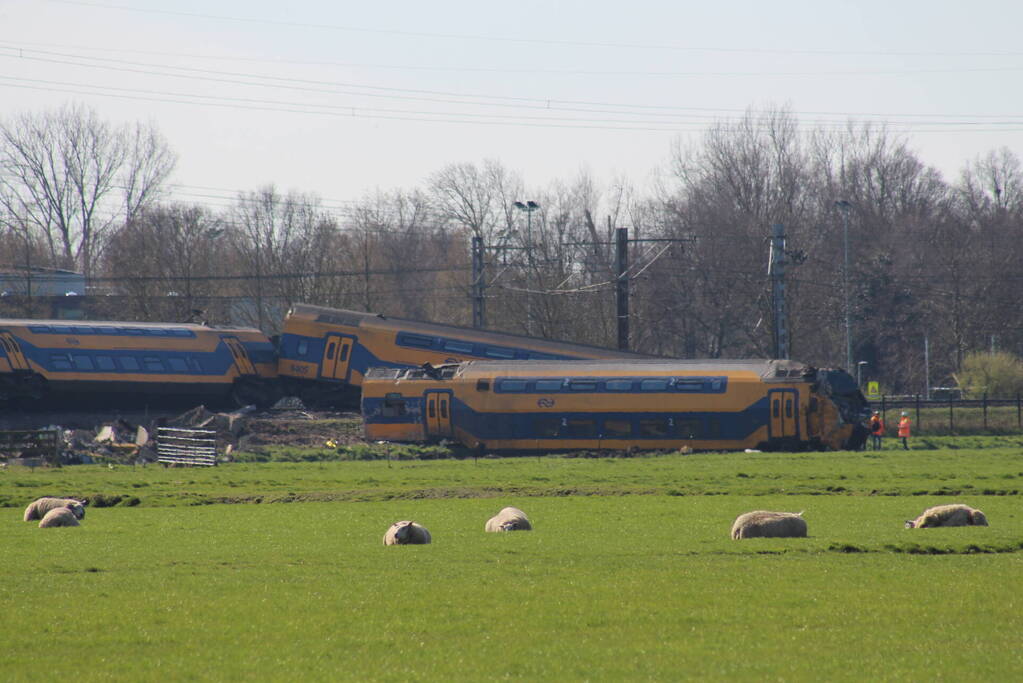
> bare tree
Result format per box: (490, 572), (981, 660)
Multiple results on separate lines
(0, 103), (175, 278)
(102, 204), (228, 322)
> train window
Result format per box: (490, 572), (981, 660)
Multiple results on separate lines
(72, 326), (95, 335)
(167, 357), (188, 372)
(143, 357), (164, 371)
(382, 393), (407, 417)
(484, 347), (515, 359)
(297, 340), (309, 356)
(528, 352), (559, 360)
(603, 419), (632, 437)
(121, 328), (146, 336)
(497, 379), (528, 392)
(639, 418), (670, 437)
(93, 326), (117, 335)
(677, 419), (702, 438)
(568, 380), (598, 392)
(428, 400), (436, 418)
(169, 329), (194, 338)
(188, 358), (203, 372)
(29, 325), (51, 333)
(785, 399), (793, 418)
(52, 325), (73, 335)
(675, 379), (704, 392)
(563, 419), (597, 438)
(640, 379), (670, 392)
(95, 356), (116, 371)
(339, 344), (349, 362)
(535, 418), (560, 437)
(442, 340), (474, 354)
(325, 342), (336, 360)
(72, 354), (94, 370)
(534, 379), (563, 392)
(145, 329), (169, 336)
(120, 357), (140, 371)
(707, 417), (722, 438)
(399, 333), (435, 349)
(50, 354), (72, 370)
(440, 399), (448, 419)
(475, 380), (490, 392)
(772, 400), (780, 418)
(605, 379), (632, 392)
(710, 379), (723, 391)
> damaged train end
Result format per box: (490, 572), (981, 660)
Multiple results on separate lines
(810, 367), (871, 451)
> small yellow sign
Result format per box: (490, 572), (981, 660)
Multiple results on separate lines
(867, 381), (880, 399)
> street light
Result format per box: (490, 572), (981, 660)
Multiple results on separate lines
(857, 360), (868, 389)
(835, 200), (853, 370)
(513, 200), (540, 334)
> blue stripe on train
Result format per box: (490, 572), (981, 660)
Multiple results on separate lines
(10, 336), (261, 376)
(363, 395), (771, 442)
(280, 331), (584, 381)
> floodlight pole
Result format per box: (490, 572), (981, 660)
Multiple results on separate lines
(835, 200), (853, 370)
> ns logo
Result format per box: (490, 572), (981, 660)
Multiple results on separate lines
(536, 398), (555, 408)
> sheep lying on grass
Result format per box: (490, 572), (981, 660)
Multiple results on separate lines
(38, 508), (81, 528)
(23, 497), (86, 522)
(731, 510), (807, 539)
(485, 506), (532, 532)
(905, 504), (988, 529)
(383, 521), (431, 545)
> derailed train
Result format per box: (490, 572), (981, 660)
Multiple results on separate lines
(0, 305), (871, 453)
(0, 304), (647, 408)
(0, 318), (277, 407)
(361, 359), (870, 452)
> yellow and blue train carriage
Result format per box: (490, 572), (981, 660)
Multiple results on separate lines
(362, 359), (869, 453)
(278, 303), (650, 407)
(0, 318), (278, 407)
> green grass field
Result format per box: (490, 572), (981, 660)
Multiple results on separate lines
(3, 449), (1022, 681)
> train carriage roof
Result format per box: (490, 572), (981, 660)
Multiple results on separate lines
(452, 358), (812, 380)
(286, 303), (653, 358)
(364, 358), (815, 383)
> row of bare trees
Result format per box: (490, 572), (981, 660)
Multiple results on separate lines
(2, 104), (1021, 393)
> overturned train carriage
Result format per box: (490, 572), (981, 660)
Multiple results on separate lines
(362, 359), (870, 453)
(277, 303), (651, 408)
(0, 318), (278, 408)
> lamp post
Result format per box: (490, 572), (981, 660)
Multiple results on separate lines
(857, 360), (868, 390)
(513, 200), (540, 334)
(835, 200), (853, 370)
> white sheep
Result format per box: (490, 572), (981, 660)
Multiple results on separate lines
(905, 503), (989, 529)
(383, 520), (431, 545)
(731, 510), (807, 539)
(38, 507), (81, 528)
(485, 506), (532, 532)
(23, 497), (86, 522)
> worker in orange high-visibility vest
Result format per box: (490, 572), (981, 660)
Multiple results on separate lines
(869, 411), (885, 450)
(898, 411), (911, 450)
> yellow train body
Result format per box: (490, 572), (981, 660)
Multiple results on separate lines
(362, 359), (868, 453)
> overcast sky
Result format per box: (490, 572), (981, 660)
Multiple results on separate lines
(2, 0), (1022, 218)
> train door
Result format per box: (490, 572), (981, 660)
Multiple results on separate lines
(0, 332), (30, 371)
(222, 336), (256, 376)
(768, 389), (799, 441)
(424, 390), (453, 439)
(320, 334), (353, 381)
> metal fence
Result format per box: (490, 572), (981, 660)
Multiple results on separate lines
(0, 428), (60, 464)
(869, 394), (1023, 435)
(156, 427), (217, 467)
